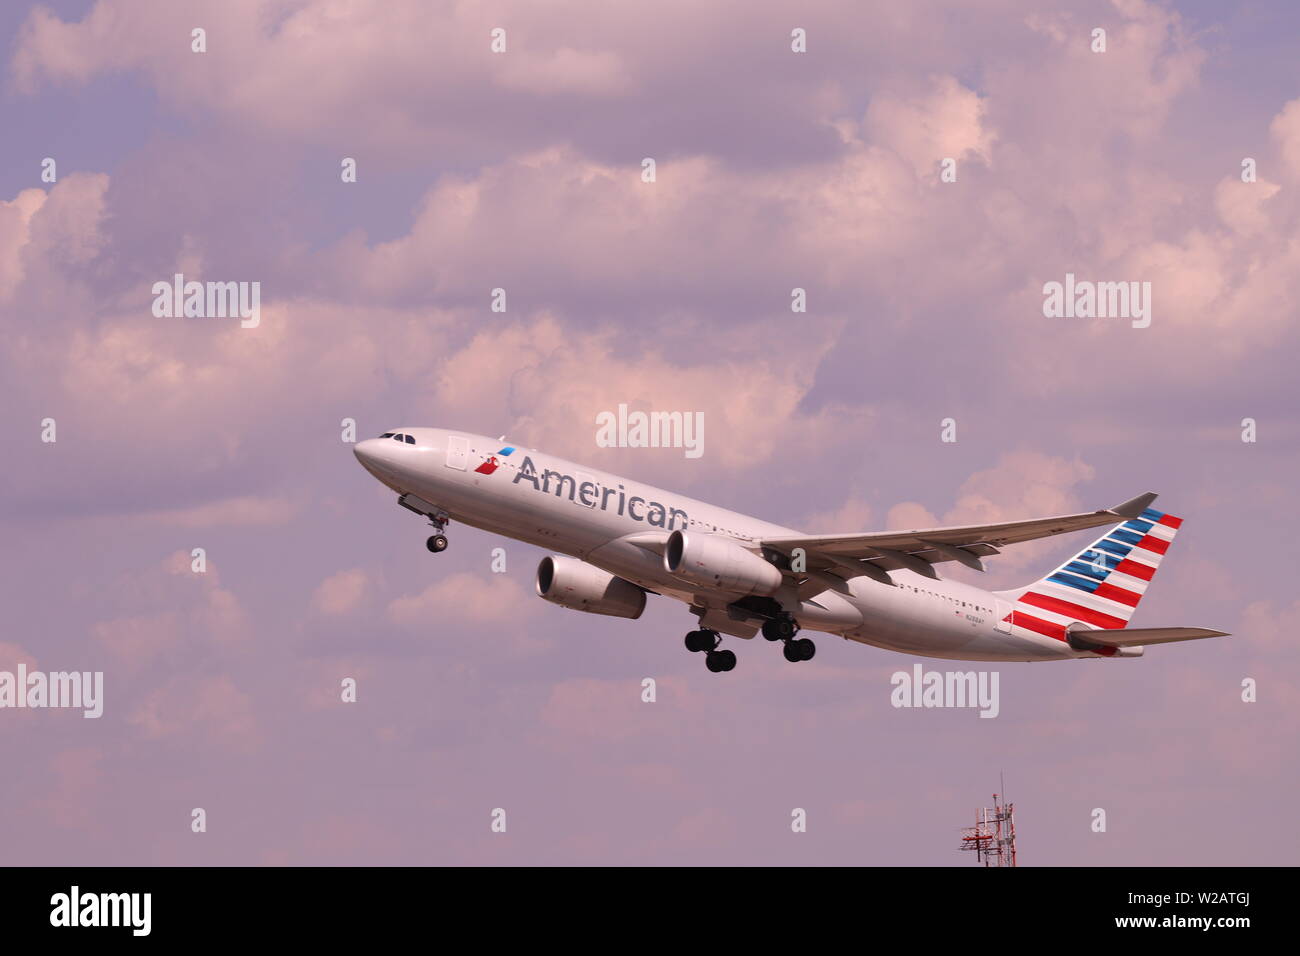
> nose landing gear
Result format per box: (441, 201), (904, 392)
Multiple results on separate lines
(397, 495), (451, 554)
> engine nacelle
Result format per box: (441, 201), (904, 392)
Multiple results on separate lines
(536, 556), (647, 619)
(664, 530), (784, 596)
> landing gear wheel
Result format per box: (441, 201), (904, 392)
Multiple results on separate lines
(705, 649), (736, 673)
(782, 638), (816, 662)
(685, 629), (720, 653)
(767, 615), (798, 640)
(426, 534), (448, 553)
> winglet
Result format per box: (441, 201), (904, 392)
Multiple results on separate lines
(1109, 491), (1158, 519)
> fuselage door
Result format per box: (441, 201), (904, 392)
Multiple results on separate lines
(994, 597), (1013, 634)
(446, 435), (469, 471)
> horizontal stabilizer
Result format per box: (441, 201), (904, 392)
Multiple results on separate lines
(1080, 626), (1229, 648)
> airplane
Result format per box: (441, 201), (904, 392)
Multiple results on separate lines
(353, 428), (1228, 673)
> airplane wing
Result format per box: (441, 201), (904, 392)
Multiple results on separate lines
(762, 492), (1159, 581)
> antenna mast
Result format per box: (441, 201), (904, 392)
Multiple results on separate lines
(959, 783), (1017, 866)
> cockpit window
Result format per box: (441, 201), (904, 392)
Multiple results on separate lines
(380, 433), (394, 438)
(404, 435), (415, 444)
(392, 434), (404, 442)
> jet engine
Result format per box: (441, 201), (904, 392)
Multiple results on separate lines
(536, 556), (647, 619)
(664, 530), (784, 596)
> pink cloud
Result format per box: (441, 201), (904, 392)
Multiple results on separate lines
(127, 674), (258, 751)
(42, 747), (105, 830)
(0, 187), (45, 300)
(1269, 97), (1300, 179)
(384, 572), (546, 655)
(92, 551), (250, 665)
(310, 568), (374, 617)
(864, 74), (995, 175)
(426, 311), (857, 477)
(882, 450), (1097, 579)
(147, 495), (302, 528)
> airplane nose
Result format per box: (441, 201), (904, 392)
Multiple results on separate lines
(353, 439), (382, 467)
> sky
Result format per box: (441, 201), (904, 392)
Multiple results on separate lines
(0, 0), (1297, 866)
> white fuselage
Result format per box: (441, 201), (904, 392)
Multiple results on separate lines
(354, 428), (1089, 662)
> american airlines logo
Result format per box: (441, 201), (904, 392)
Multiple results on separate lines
(512, 455), (690, 529)
(474, 445), (515, 474)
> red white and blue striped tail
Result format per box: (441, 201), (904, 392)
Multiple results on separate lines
(1001, 507), (1182, 641)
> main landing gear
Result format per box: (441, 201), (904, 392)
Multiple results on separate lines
(684, 628), (736, 673)
(762, 614), (816, 662)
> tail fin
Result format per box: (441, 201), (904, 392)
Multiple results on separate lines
(997, 507), (1182, 640)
